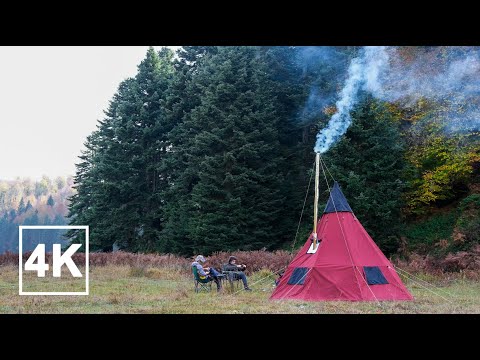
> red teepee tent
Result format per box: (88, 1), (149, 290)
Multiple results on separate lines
(271, 181), (413, 302)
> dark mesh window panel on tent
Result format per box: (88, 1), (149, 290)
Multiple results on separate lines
(287, 267), (309, 285)
(364, 266), (389, 285)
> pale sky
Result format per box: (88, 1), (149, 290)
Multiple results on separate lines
(0, 46), (178, 181)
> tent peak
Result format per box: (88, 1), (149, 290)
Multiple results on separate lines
(323, 181), (353, 214)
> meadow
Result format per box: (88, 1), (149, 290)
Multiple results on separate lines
(1, 255), (478, 314)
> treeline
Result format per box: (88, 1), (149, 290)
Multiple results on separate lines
(0, 176), (74, 253)
(68, 46), (480, 257)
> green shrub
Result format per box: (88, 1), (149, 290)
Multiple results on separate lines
(451, 194), (480, 251)
(401, 212), (457, 254)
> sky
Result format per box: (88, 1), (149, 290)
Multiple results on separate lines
(0, 46), (178, 181)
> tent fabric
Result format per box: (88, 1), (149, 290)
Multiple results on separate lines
(364, 266), (389, 285)
(324, 181), (353, 214)
(270, 182), (413, 302)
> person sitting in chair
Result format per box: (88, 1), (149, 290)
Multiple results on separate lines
(191, 255), (223, 292)
(223, 256), (252, 291)
(275, 271), (284, 286)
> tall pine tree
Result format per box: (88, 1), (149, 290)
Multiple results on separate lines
(47, 195), (55, 207)
(160, 46), (217, 254)
(18, 197), (26, 213)
(323, 96), (406, 255)
(68, 47), (174, 251)
(164, 46), (285, 254)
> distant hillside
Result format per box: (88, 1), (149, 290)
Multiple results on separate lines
(0, 176), (75, 253)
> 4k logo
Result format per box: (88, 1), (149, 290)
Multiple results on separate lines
(19, 226), (89, 296)
(25, 244), (83, 277)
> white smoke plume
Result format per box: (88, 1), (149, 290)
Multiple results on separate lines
(314, 46), (480, 154)
(315, 47), (389, 153)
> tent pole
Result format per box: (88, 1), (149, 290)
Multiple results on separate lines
(313, 152), (320, 250)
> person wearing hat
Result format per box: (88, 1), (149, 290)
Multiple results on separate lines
(223, 256), (252, 291)
(191, 255), (223, 292)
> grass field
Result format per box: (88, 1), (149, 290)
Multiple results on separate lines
(0, 265), (479, 313)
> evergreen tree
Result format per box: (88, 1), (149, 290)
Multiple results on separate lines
(25, 200), (33, 212)
(47, 195), (55, 207)
(160, 46), (217, 254)
(259, 46), (356, 250)
(131, 47), (174, 251)
(262, 46), (318, 249)
(68, 47), (174, 252)
(323, 96), (406, 255)
(68, 79), (139, 251)
(9, 209), (16, 220)
(165, 47), (285, 254)
(67, 129), (105, 249)
(65, 46), (409, 257)
(18, 197), (26, 213)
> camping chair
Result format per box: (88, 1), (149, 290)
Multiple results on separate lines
(192, 265), (212, 293)
(221, 265), (243, 291)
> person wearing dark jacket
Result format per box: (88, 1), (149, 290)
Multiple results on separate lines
(275, 271), (284, 286)
(223, 256), (252, 291)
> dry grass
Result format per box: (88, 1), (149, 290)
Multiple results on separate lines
(1, 264), (479, 314)
(4, 248), (479, 279)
